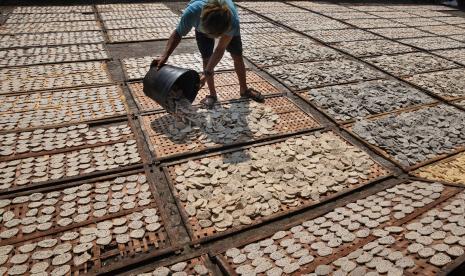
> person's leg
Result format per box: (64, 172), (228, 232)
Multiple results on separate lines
(231, 54), (248, 96)
(227, 35), (264, 102)
(195, 30), (217, 99)
(458, 0), (465, 10)
(226, 35), (247, 95)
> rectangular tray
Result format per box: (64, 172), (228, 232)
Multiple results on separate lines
(283, 19), (350, 32)
(382, 189), (465, 276)
(0, 169), (162, 246)
(369, 27), (433, 39)
(140, 96), (322, 161)
(0, 136), (146, 196)
(399, 36), (465, 51)
(6, 13), (97, 23)
(403, 68), (465, 101)
(12, 5), (93, 13)
(331, 39), (416, 58)
(242, 32), (313, 49)
(434, 16), (465, 25)
(99, 10), (177, 20)
(411, 151), (465, 186)
(305, 29), (381, 43)
(96, 3), (170, 12)
(0, 21), (103, 35)
(368, 11), (419, 18)
(344, 103), (465, 172)
(363, 52), (459, 77)
(433, 48), (465, 66)
(0, 85), (128, 133)
(0, 61), (113, 95)
(321, 12), (378, 20)
(344, 18), (408, 29)
(103, 17), (179, 30)
(295, 79), (437, 125)
(115, 254), (216, 276)
(244, 43), (344, 68)
(0, 44), (110, 68)
(213, 180), (461, 275)
(418, 25), (465, 36)
(107, 28), (194, 43)
(0, 119), (134, 162)
(0, 202), (176, 275)
(162, 130), (391, 244)
(392, 17), (445, 27)
(263, 59), (386, 92)
(0, 31), (106, 49)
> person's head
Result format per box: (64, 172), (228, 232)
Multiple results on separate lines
(200, 0), (232, 38)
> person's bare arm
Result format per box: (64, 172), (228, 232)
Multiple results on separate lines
(202, 35), (233, 86)
(154, 30), (182, 69)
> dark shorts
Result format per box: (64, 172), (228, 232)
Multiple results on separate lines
(195, 30), (243, 59)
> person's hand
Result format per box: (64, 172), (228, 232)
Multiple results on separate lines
(150, 56), (167, 70)
(199, 74), (207, 89)
(198, 70), (213, 89)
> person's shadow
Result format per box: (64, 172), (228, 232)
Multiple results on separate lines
(150, 99), (254, 163)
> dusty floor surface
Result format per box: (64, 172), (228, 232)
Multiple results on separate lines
(1, 1), (465, 275)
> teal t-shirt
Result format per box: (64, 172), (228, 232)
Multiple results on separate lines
(176, 0), (240, 37)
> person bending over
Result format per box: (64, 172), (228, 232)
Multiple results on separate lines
(154, 0), (265, 109)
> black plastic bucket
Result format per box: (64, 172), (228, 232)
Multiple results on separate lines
(143, 64), (200, 111)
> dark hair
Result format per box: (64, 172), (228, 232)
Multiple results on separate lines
(201, 0), (232, 37)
